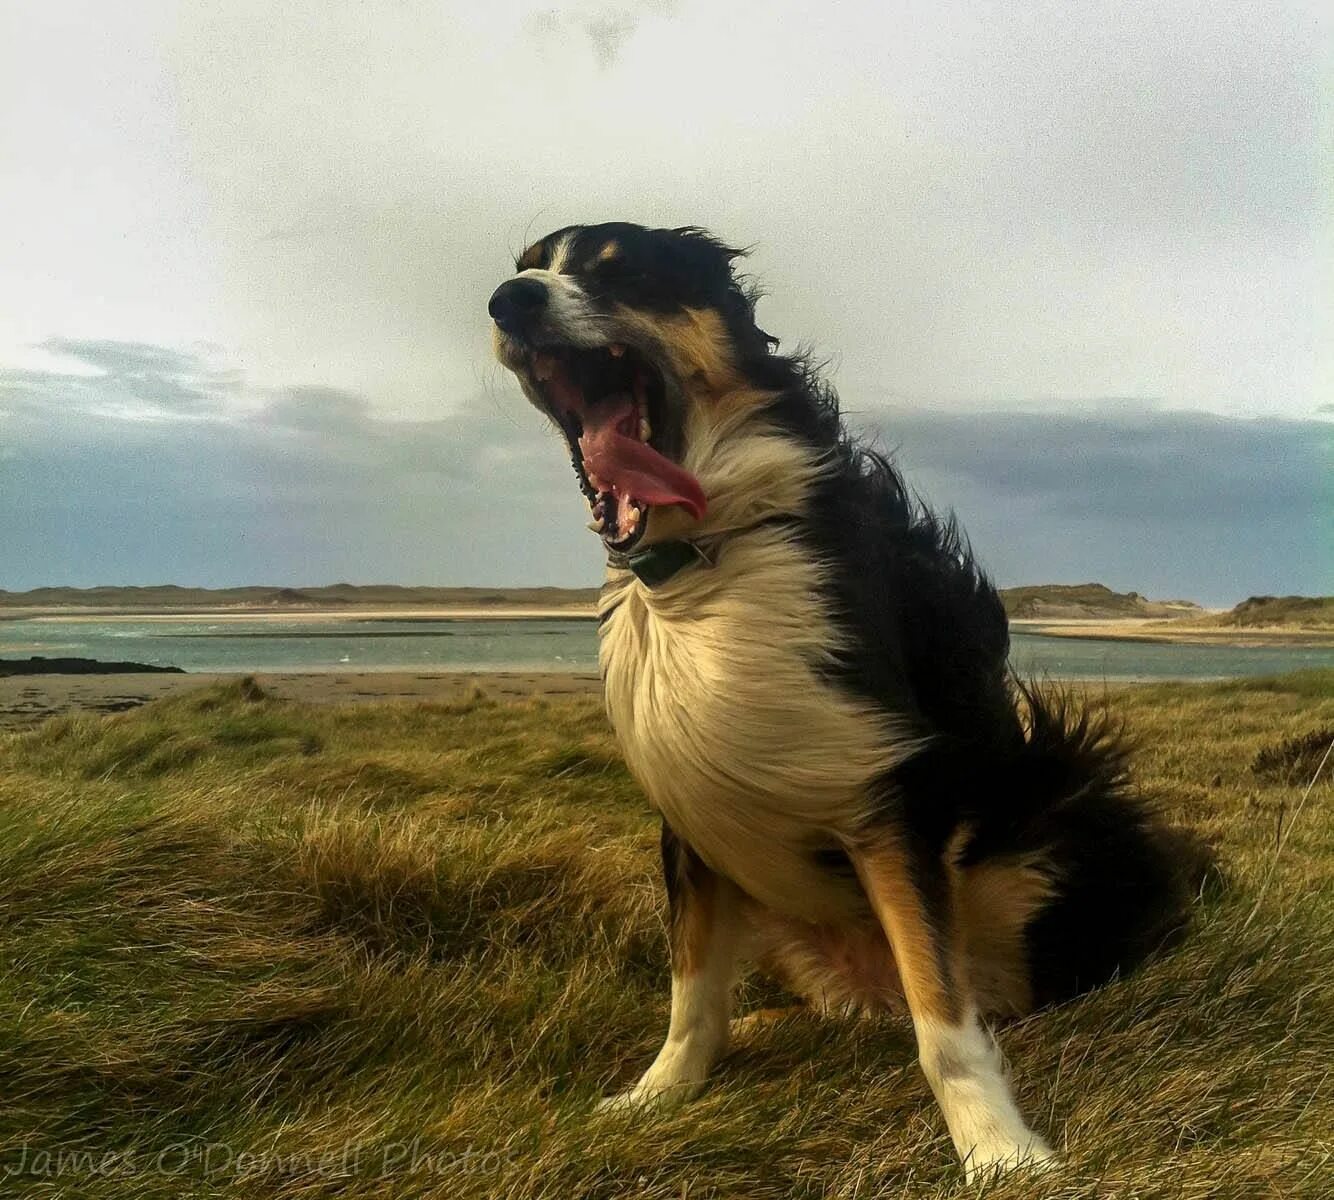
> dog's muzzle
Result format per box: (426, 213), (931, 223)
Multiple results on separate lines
(488, 278), (548, 339)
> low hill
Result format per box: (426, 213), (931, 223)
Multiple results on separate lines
(0, 583), (601, 611)
(999, 583), (1201, 620)
(1209, 595), (1334, 630)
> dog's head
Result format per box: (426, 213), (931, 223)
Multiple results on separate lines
(489, 222), (784, 554)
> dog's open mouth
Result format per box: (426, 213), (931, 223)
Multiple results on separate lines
(528, 343), (706, 553)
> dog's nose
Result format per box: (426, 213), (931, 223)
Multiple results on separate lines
(488, 278), (548, 336)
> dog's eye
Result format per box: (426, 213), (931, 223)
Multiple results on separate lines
(587, 258), (644, 291)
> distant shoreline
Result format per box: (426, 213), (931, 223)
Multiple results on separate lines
(1, 606), (598, 623)
(3, 608), (1330, 647)
(1011, 618), (1334, 648)
(3, 584), (1329, 641)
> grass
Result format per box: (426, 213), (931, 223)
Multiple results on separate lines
(1210, 596), (1334, 630)
(0, 672), (1331, 1198)
(999, 583), (1199, 619)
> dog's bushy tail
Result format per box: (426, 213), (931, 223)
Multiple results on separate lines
(959, 681), (1213, 1009)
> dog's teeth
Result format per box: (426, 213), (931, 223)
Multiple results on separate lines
(588, 518), (605, 533)
(639, 416), (652, 441)
(608, 343), (625, 357)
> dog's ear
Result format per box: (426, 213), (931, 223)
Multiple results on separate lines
(733, 277), (779, 355)
(670, 227), (748, 278)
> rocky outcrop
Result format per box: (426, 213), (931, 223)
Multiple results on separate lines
(0, 657), (185, 677)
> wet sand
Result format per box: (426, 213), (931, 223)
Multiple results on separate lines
(0, 670), (602, 731)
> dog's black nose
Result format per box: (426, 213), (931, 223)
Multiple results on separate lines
(488, 278), (548, 336)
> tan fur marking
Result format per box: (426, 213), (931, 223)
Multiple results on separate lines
(744, 901), (908, 1017)
(730, 1006), (808, 1038)
(613, 306), (754, 398)
(596, 240), (620, 263)
(853, 842), (961, 1025)
(674, 867), (717, 977)
(960, 857), (1055, 1016)
(516, 242), (544, 271)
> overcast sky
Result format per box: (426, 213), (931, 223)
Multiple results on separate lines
(1, 1), (1329, 603)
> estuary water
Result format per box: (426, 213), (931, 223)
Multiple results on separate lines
(2, 616), (1330, 681)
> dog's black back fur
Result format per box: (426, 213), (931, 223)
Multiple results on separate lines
(684, 231), (1200, 1005)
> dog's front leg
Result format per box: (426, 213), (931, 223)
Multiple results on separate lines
(600, 820), (743, 1110)
(850, 830), (1056, 1180)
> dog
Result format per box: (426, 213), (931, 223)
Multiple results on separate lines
(489, 222), (1197, 1178)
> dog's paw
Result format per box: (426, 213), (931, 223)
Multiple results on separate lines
(595, 1088), (651, 1115)
(960, 1135), (1059, 1183)
(595, 1074), (704, 1114)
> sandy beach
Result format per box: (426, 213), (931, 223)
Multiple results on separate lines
(1010, 618), (1334, 647)
(0, 670), (602, 731)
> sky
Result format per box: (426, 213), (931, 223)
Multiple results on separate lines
(0, 0), (1329, 604)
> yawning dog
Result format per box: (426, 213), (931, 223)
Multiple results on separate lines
(489, 222), (1196, 1178)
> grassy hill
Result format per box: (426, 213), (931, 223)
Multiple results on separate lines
(0, 583), (600, 611)
(999, 583), (1201, 620)
(1211, 595), (1334, 629)
(0, 674), (1330, 1197)
(3, 581), (1194, 620)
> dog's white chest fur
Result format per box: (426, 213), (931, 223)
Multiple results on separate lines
(598, 531), (911, 919)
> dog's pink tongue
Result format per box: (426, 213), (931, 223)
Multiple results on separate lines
(580, 422), (707, 520)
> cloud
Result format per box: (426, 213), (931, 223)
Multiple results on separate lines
(0, 342), (1329, 603)
(874, 408), (1329, 520)
(0, 341), (598, 589)
(870, 407), (1331, 603)
(1, 339), (244, 421)
(4, 2), (1319, 424)
(523, 2), (679, 69)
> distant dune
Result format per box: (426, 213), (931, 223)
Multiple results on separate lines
(998, 583), (1202, 620)
(3, 580), (1193, 618)
(0, 583), (601, 611)
(1195, 595), (1334, 631)
(1011, 589), (1334, 645)
(4, 582), (1331, 634)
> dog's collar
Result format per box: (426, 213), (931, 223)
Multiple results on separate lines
(606, 538), (714, 588)
(606, 516), (796, 589)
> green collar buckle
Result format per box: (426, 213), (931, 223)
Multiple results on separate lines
(608, 539), (714, 588)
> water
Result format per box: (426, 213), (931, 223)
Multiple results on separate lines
(1, 616), (1330, 681)
(0, 617), (601, 673)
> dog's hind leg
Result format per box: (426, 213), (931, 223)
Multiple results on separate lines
(599, 820), (744, 1110)
(850, 832), (1057, 1180)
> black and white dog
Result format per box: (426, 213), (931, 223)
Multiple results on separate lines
(490, 223), (1197, 1178)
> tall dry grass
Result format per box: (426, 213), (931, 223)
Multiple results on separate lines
(0, 672), (1330, 1198)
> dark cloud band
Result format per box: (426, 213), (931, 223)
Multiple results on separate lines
(1, 344), (1328, 602)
